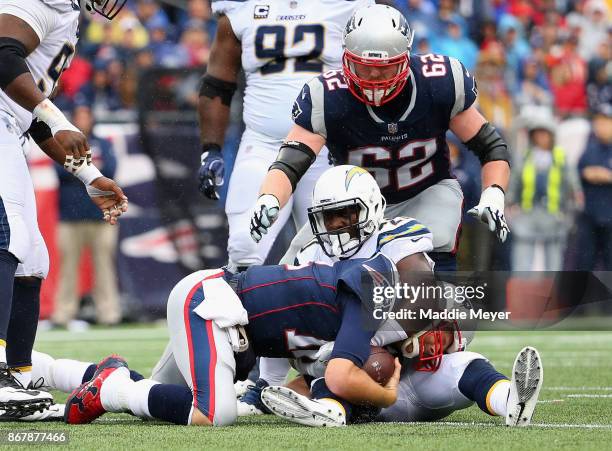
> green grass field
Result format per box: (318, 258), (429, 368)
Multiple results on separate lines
(1, 326), (611, 450)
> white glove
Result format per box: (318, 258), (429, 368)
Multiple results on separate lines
(291, 342), (335, 378)
(467, 185), (509, 243)
(250, 194), (280, 243)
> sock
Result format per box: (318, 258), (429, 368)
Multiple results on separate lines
(487, 380), (511, 417)
(458, 358), (509, 416)
(311, 377), (352, 421)
(100, 367), (132, 412)
(7, 277), (41, 373)
(10, 367), (32, 387)
(0, 249), (19, 359)
(259, 358), (290, 386)
(49, 358), (92, 393)
(148, 383), (194, 425)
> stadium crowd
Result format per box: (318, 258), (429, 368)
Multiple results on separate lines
(48, 0), (610, 316)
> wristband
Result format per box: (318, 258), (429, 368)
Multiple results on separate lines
(74, 163), (103, 185)
(33, 99), (81, 136)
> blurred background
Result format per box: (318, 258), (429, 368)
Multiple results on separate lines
(29, 0), (611, 328)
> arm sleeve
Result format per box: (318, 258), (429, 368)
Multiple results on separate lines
(330, 292), (374, 367)
(448, 57), (478, 119)
(577, 141), (597, 172)
(0, 0), (55, 42)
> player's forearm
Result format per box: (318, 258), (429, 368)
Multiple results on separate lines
(481, 160), (510, 191)
(197, 93), (232, 146)
(35, 136), (67, 166)
(260, 169), (294, 208)
(325, 359), (395, 408)
(3, 72), (46, 112)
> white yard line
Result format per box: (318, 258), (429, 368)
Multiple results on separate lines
(545, 386), (612, 391)
(382, 421), (612, 430)
(566, 394), (612, 398)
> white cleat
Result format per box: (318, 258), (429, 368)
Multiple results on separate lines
(506, 346), (543, 427)
(0, 364), (54, 420)
(261, 386), (346, 427)
(234, 379), (254, 398)
(237, 400), (264, 416)
(19, 403), (65, 422)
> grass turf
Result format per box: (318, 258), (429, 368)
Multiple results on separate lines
(1, 326), (611, 450)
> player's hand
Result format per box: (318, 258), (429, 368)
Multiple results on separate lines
(382, 358), (402, 407)
(250, 194), (280, 242)
(198, 147), (225, 200)
(87, 177), (129, 226)
(55, 130), (90, 161)
(468, 185), (509, 243)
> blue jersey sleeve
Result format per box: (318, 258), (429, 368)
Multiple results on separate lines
(447, 56), (478, 118)
(291, 76), (327, 137)
(330, 291), (374, 367)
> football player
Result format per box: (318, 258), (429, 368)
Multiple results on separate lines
(197, 0), (372, 272)
(54, 254), (409, 426)
(249, 4), (511, 272)
(197, 0), (374, 414)
(246, 165), (542, 427)
(240, 164), (437, 415)
(0, 0), (127, 419)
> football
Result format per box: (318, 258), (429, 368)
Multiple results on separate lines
(363, 346), (395, 385)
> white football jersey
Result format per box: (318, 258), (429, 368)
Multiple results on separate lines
(296, 216), (434, 266)
(213, 0), (373, 140)
(0, 0), (80, 134)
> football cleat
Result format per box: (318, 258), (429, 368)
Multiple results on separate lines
(19, 403), (65, 422)
(261, 386), (346, 427)
(237, 378), (271, 416)
(506, 346), (543, 427)
(0, 363), (54, 420)
(234, 379), (255, 399)
(64, 355), (128, 424)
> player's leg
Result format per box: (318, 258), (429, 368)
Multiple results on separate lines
(64, 269), (239, 426)
(8, 179), (50, 388)
(376, 352), (479, 422)
(225, 131), (294, 270)
(0, 114), (53, 416)
(457, 347), (543, 426)
(164, 269), (239, 425)
(151, 342), (186, 385)
(385, 179), (463, 271)
(89, 223), (121, 326)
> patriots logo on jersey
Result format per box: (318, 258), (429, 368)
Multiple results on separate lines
(292, 100), (303, 120)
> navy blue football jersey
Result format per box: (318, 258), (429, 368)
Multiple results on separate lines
(291, 54), (478, 204)
(235, 253), (396, 367)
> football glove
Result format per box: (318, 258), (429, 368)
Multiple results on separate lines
(468, 185), (509, 243)
(250, 194), (280, 243)
(290, 342), (334, 378)
(198, 145), (224, 200)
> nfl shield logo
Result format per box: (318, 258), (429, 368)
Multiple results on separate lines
(388, 123), (398, 134)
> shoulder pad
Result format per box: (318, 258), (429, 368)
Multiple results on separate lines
(211, 0), (247, 16)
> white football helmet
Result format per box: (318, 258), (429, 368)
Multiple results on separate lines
(308, 165), (385, 258)
(81, 0), (127, 20)
(342, 4), (414, 106)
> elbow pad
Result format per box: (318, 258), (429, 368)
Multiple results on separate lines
(27, 118), (53, 144)
(269, 141), (316, 192)
(0, 38), (30, 90)
(199, 74), (237, 106)
(464, 122), (511, 166)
